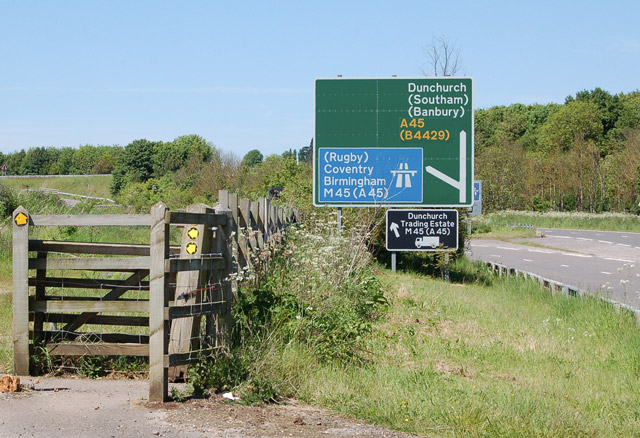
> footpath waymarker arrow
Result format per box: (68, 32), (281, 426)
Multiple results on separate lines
(425, 130), (467, 203)
(389, 222), (400, 238)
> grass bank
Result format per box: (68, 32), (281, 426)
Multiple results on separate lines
(474, 210), (640, 234)
(1, 175), (113, 199)
(291, 263), (640, 436)
(189, 220), (640, 436)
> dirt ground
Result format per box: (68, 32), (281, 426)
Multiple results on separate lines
(0, 377), (418, 438)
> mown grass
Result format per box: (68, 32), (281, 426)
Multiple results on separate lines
(475, 210), (640, 233)
(1, 175), (113, 199)
(246, 259), (640, 437)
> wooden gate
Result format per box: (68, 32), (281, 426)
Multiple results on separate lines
(12, 190), (296, 401)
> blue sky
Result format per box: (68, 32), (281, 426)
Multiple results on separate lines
(1, 1), (639, 158)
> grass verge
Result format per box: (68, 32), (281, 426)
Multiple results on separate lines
(194, 223), (640, 437)
(474, 210), (640, 233)
(293, 261), (640, 437)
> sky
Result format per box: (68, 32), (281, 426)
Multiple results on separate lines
(1, 1), (639, 158)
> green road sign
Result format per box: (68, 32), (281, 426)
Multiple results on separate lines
(314, 77), (473, 207)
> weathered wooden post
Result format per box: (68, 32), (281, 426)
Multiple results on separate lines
(149, 202), (169, 402)
(12, 206), (30, 376)
(168, 203), (213, 382)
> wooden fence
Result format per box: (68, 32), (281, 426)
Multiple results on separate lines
(12, 190), (297, 402)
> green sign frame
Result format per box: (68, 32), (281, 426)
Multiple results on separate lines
(314, 77), (474, 207)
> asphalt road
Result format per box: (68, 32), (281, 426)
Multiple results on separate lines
(468, 228), (640, 310)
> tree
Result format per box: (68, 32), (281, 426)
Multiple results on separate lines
(538, 101), (603, 152)
(241, 149), (263, 167)
(20, 147), (56, 175)
(421, 35), (462, 77)
(110, 139), (158, 195)
(298, 138), (313, 163)
(153, 134), (213, 176)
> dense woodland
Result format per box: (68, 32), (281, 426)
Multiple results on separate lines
(0, 87), (639, 213)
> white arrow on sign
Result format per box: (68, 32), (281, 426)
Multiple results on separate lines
(425, 130), (467, 203)
(389, 222), (400, 238)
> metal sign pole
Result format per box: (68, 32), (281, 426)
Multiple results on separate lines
(337, 207), (342, 232)
(444, 253), (450, 282)
(391, 251), (396, 273)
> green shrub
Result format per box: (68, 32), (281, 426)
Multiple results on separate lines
(190, 218), (388, 401)
(0, 184), (17, 217)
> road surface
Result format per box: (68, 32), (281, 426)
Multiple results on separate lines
(468, 228), (640, 310)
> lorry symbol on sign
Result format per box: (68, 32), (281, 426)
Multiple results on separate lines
(415, 236), (439, 249)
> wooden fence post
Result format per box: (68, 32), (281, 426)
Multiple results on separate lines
(12, 206), (30, 376)
(238, 198), (251, 269)
(149, 202), (169, 402)
(168, 204), (212, 382)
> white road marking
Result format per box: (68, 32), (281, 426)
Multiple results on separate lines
(561, 264), (570, 267)
(576, 237), (592, 241)
(618, 243), (631, 247)
(603, 257), (635, 263)
(555, 236), (571, 239)
(523, 259), (533, 262)
(601, 271), (612, 275)
(490, 254), (502, 258)
(562, 253), (592, 258)
(472, 244), (488, 247)
(497, 246), (520, 251)
(622, 235), (629, 238)
(598, 240), (613, 244)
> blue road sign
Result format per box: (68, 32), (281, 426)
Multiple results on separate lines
(473, 181), (481, 202)
(317, 147), (423, 204)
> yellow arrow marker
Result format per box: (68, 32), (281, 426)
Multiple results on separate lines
(187, 226), (200, 240)
(14, 212), (28, 227)
(185, 242), (198, 255)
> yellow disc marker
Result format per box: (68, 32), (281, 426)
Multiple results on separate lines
(185, 242), (198, 255)
(187, 226), (200, 240)
(14, 212), (28, 227)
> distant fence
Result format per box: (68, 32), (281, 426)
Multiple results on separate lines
(12, 190), (297, 402)
(485, 261), (640, 322)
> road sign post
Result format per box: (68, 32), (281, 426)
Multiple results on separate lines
(314, 77), (473, 207)
(386, 209), (459, 252)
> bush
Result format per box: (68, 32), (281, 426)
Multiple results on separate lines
(190, 217), (388, 401)
(0, 184), (17, 218)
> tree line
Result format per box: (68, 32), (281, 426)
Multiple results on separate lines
(476, 88), (640, 213)
(1, 87), (638, 214)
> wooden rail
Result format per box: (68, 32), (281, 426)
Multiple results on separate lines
(12, 190), (298, 402)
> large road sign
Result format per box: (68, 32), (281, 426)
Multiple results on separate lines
(386, 209), (458, 251)
(314, 77), (473, 207)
